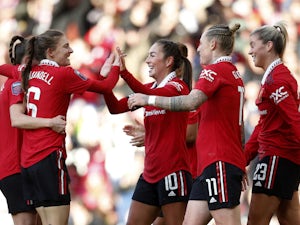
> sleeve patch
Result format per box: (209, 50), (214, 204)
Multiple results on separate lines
(74, 69), (87, 81)
(168, 81), (183, 92)
(11, 81), (22, 96)
(269, 86), (289, 104)
(199, 69), (217, 82)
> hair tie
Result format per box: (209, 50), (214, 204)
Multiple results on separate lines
(274, 25), (282, 33)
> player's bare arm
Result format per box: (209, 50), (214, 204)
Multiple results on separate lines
(10, 103), (66, 133)
(128, 89), (207, 111)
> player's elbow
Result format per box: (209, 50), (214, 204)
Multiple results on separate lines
(10, 118), (22, 128)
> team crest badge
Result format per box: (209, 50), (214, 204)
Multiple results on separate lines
(11, 81), (22, 96)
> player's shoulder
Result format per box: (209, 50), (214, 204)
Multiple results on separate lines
(10, 80), (22, 96)
(167, 77), (189, 93)
(268, 64), (296, 85)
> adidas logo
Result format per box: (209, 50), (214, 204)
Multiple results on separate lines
(209, 197), (217, 203)
(254, 181), (262, 187)
(168, 191), (176, 197)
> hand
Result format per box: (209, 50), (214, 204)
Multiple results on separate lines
(241, 173), (248, 191)
(115, 46), (126, 71)
(50, 115), (66, 134)
(123, 119), (145, 147)
(128, 93), (149, 109)
(100, 53), (115, 78)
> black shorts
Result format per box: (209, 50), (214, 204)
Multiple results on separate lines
(22, 149), (71, 207)
(189, 161), (243, 210)
(252, 155), (300, 200)
(132, 170), (192, 206)
(0, 173), (35, 214)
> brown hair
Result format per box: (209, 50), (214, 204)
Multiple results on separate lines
(9, 35), (26, 65)
(21, 29), (64, 94)
(156, 39), (193, 90)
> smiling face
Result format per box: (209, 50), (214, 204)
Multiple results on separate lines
(248, 34), (269, 69)
(145, 42), (171, 82)
(47, 35), (73, 66)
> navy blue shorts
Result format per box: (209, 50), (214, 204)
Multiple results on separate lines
(0, 173), (35, 214)
(252, 155), (300, 200)
(21, 149), (71, 207)
(189, 161), (243, 210)
(132, 170), (192, 206)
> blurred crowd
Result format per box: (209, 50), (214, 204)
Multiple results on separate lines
(1, 0), (300, 224)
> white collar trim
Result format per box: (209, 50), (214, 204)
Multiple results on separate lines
(213, 56), (232, 64)
(39, 59), (59, 67)
(261, 58), (282, 85)
(151, 71), (176, 88)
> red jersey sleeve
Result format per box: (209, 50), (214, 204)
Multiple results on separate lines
(8, 80), (24, 105)
(0, 64), (23, 79)
(194, 64), (222, 97)
(188, 108), (201, 125)
(265, 77), (300, 142)
(244, 119), (261, 165)
(103, 92), (129, 114)
(121, 69), (189, 96)
(60, 66), (119, 94)
(88, 66), (119, 94)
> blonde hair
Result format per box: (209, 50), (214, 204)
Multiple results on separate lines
(250, 21), (288, 58)
(205, 23), (240, 55)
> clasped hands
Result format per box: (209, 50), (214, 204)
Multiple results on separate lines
(127, 93), (148, 109)
(100, 47), (126, 78)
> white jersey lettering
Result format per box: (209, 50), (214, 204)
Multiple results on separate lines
(199, 69), (217, 82)
(269, 86), (289, 104)
(29, 71), (53, 85)
(145, 109), (166, 117)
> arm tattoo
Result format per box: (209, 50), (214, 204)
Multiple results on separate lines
(154, 90), (207, 111)
(170, 96), (185, 111)
(170, 97), (177, 111)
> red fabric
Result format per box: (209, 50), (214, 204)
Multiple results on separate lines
(21, 64), (118, 167)
(0, 78), (23, 179)
(245, 64), (300, 165)
(105, 71), (191, 183)
(194, 62), (246, 175)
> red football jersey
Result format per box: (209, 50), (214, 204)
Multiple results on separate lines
(245, 63), (300, 165)
(21, 63), (93, 167)
(194, 60), (246, 175)
(106, 71), (191, 183)
(187, 109), (200, 179)
(0, 78), (23, 179)
(0, 61), (119, 168)
(0, 64), (24, 79)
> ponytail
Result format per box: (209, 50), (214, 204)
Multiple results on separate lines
(9, 35), (25, 65)
(22, 36), (35, 95)
(181, 56), (192, 90)
(177, 42), (192, 90)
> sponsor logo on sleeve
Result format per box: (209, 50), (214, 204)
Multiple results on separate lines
(74, 69), (87, 81)
(269, 86), (289, 104)
(199, 69), (217, 82)
(18, 64), (26, 71)
(168, 81), (183, 91)
(11, 81), (22, 95)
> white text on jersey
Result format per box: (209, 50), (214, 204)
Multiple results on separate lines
(269, 86), (289, 104)
(29, 71), (53, 85)
(145, 109), (166, 117)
